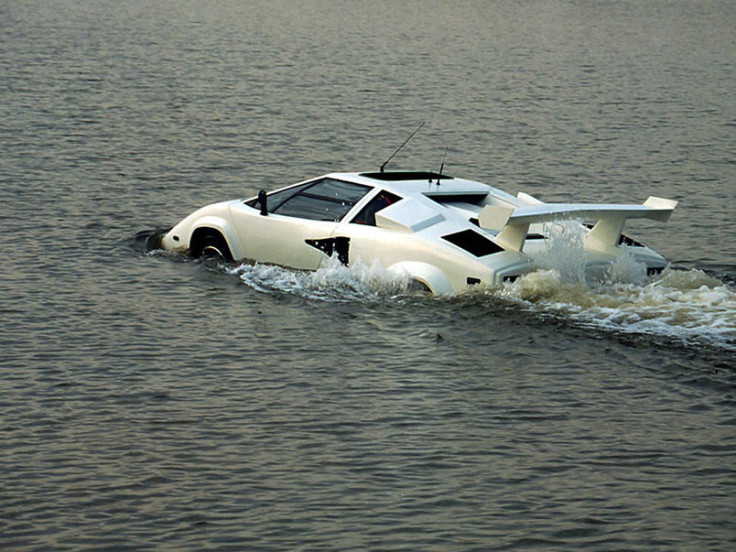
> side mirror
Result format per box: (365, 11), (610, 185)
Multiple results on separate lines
(258, 190), (268, 216)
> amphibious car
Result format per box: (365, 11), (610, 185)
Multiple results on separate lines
(157, 170), (677, 294)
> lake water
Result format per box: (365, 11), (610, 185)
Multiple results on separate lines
(2, 1), (735, 550)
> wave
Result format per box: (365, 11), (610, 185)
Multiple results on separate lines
(139, 227), (736, 351)
(229, 257), (418, 303)
(227, 256), (735, 349)
(496, 267), (736, 350)
(491, 222), (736, 350)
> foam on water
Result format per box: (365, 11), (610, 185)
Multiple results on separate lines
(221, 231), (736, 349)
(492, 222), (736, 349)
(229, 256), (415, 303)
(171, 221), (736, 350)
(497, 267), (736, 348)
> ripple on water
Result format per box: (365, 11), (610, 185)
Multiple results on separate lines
(197, 248), (736, 353)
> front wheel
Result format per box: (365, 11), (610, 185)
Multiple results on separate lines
(190, 230), (233, 262)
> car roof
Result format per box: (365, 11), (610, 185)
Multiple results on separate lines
(325, 171), (492, 196)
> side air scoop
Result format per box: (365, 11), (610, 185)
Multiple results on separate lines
(375, 200), (446, 232)
(479, 197), (678, 253)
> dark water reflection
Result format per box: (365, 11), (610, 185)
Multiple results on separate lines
(2, 1), (735, 550)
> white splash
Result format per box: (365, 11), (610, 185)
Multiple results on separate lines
(229, 256), (413, 302)
(499, 267), (736, 348)
(603, 247), (649, 285)
(532, 221), (649, 286)
(219, 240), (736, 349)
(492, 219), (736, 346)
(534, 221), (589, 283)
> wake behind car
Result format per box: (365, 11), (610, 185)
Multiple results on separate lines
(155, 169), (677, 295)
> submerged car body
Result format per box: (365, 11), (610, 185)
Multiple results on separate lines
(158, 170), (677, 294)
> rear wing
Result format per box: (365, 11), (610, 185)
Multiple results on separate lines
(478, 196), (678, 253)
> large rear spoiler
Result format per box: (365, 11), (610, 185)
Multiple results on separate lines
(478, 196), (678, 253)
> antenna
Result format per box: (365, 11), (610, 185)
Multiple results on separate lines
(436, 147), (447, 186)
(380, 122), (425, 173)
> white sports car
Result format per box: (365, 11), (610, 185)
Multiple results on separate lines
(157, 170), (677, 294)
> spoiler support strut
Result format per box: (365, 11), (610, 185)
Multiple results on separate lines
(478, 196), (678, 253)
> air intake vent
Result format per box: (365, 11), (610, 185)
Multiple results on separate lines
(442, 230), (504, 257)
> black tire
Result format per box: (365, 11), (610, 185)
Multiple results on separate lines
(190, 230), (233, 262)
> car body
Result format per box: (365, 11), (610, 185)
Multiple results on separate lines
(158, 170), (677, 294)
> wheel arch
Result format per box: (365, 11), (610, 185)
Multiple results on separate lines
(387, 261), (454, 295)
(189, 216), (243, 260)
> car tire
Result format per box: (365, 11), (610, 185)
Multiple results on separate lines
(190, 230), (233, 262)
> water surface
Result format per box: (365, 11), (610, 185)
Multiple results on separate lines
(2, 1), (735, 550)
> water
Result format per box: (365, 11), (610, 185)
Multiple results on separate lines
(2, 1), (736, 550)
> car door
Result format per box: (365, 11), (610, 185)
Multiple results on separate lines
(229, 178), (371, 270)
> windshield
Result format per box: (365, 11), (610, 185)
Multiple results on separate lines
(247, 178), (371, 222)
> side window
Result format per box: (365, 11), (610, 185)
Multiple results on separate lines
(351, 191), (403, 226)
(270, 179), (371, 222)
